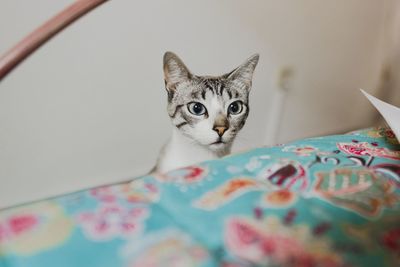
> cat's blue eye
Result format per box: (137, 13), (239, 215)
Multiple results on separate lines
(228, 101), (243, 115)
(187, 102), (207, 116)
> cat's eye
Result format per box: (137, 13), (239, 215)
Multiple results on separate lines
(187, 102), (207, 116)
(228, 101), (243, 115)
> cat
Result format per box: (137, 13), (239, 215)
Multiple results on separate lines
(152, 52), (259, 174)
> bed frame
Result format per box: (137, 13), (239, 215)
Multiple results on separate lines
(0, 0), (109, 81)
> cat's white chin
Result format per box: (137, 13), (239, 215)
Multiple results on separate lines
(209, 142), (225, 148)
(208, 141), (231, 153)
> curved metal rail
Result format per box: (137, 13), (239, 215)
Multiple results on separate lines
(0, 0), (109, 81)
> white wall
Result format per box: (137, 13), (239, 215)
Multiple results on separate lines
(0, 0), (398, 208)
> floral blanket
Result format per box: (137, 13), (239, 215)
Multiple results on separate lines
(1, 127), (399, 267)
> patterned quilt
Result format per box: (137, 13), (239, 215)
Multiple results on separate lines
(1, 127), (399, 267)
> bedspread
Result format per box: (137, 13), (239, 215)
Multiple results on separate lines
(1, 127), (399, 267)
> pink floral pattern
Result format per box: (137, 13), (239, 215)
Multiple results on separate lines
(90, 180), (160, 204)
(125, 180), (160, 203)
(337, 142), (400, 159)
(363, 127), (399, 145)
(0, 202), (72, 255)
(0, 214), (40, 242)
(225, 216), (343, 267)
(90, 187), (117, 203)
(156, 165), (208, 184)
(76, 204), (148, 241)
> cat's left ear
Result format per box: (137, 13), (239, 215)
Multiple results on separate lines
(224, 54), (259, 89)
(163, 51), (192, 92)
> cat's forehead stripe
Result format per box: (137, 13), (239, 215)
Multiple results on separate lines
(227, 90), (232, 99)
(201, 89), (206, 100)
(202, 77), (226, 96)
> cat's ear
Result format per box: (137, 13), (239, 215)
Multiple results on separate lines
(163, 52), (192, 92)
(224, 54), (259, 89)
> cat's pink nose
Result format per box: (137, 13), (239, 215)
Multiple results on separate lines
(213, 126), (227, 137)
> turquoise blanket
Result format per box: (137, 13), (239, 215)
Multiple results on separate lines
(1, 127), (399, 267)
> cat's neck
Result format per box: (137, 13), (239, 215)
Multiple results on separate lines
(156, 128), (231, 173)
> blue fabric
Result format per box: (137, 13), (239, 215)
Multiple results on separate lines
(1, 127), (399, 267)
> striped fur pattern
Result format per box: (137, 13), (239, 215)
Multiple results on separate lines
(154, 52), (259, 173)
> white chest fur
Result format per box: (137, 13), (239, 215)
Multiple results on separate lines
(155, 128), (223, 174)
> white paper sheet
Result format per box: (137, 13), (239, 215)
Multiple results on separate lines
(361, 89), (400, 143)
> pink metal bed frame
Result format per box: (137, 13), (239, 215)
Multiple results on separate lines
(0, 0), (109, 81)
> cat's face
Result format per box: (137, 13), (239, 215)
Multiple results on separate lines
(163, 52), (259, 154)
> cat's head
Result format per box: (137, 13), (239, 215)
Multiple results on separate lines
(163, 52), (259, 154)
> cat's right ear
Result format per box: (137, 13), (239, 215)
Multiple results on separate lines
(163, 52), (192, 92)
(223, 54), (259, 90)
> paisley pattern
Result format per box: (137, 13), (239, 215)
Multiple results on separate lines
(0, 127), (399, 267)
(193, 178), (267, 210)
(337, 141), (400, 160)
(313, 168), (398, 217)
(225, 216), (343, 267)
